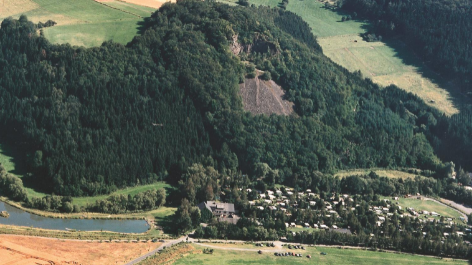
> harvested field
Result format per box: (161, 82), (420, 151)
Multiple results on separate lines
(118, 0), (174, 9)
(0, 0), (40, 19)
(239, 71), (294, 116)
(0, 234), (161, 265)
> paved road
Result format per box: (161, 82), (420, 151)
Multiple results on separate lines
(439, 198), (472, 215)
(419, 196), (469, 222)
(123, 236), (186, 265)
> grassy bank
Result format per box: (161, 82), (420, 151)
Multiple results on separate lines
(0, 224), (172, 240)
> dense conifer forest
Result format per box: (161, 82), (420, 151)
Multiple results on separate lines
(0, 0), (470, 198)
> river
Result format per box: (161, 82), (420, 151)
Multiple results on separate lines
(0, 201), (148, 233)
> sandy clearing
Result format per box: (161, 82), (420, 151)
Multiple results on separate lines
(118, 0), (175, 9)
(0, 235), (162, 265)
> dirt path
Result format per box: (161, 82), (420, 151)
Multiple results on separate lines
(124, 235), (186, 265)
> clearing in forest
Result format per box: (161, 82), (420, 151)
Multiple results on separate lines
(0, 0), (155, 47)
(223, 0), (462, 115)
(239, 71), (294, 116)
(334, 169), (421, 180)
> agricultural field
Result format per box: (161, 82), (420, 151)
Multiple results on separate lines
(334, 169), (421, 179)
(172, 244), (466, 265)
(0, 234), (161, 265)
(0, 0), (156, 47)
(221, 0), (463, 115)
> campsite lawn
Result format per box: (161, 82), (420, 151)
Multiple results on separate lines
(381, 196), (465, 221)
(0, 0), (155, 47)
(173, 244), (466, 265)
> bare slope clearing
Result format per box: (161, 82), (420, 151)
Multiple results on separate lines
(239, 71), (294, 116)
(0, 234), (160, 265)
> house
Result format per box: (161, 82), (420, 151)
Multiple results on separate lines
(268, 195), (276, 200)
(287, 191), (294, 195)
(260, 194), (266, 199)
(309, 201), (317, 206)
(275, 190), (283, 195)
(290, 222), (296, 227)
(257, 206), (264, 210)
(444, 232), (450, 237)
(313, 224), (319, 228)
(246, 188), (252, 193)
(304, 223), (310, 228)
(269, 206), (277, 211)
(198, 201), (237, 218)
(285, 222), (289, 228)
(264, 199), (272, 204)
(393, 197), (399, 201)
(331, 225), (338, 229)
(320, 224), (328, 229)
(308, 193), (316, 197)
(378, 216), (386, 222)
(249, 201), (256, 206)
(267, 190), (274, 195)
(198, 201), (239, 224)
(306, 189), (312, 193)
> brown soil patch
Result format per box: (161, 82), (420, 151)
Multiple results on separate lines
(117, 0), (175, 9)
(0, 235), (161, 265)
(239, 71), (294, 116)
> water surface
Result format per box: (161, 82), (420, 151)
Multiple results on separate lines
(0, 201), (148, 233)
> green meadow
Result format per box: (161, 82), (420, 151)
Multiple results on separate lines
(174, 244), (466, 265)
(0, 0), (155, 47)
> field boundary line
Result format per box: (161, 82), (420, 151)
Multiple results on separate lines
(93, 0), (143, 18)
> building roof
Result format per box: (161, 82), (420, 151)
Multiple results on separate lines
(198, 201), (237, 213)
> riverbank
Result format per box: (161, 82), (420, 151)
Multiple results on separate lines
(0, 223), (172, 241)
(0, 196), (175, 222)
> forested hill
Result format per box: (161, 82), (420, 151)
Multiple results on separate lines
(0, 1), (464, 196)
